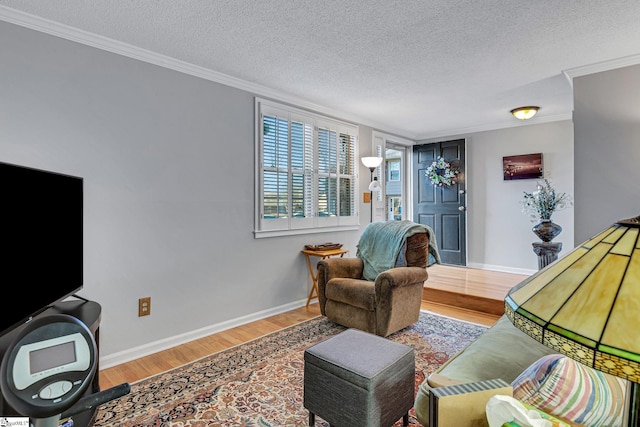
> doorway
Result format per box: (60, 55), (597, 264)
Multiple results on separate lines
(412, 139), (466, 266)
(371, 132), (412, 223)
(385, 146), (404, 221)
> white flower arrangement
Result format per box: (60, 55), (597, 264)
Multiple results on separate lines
(425, 157), (458, 187)
(521, 179), (573, 223)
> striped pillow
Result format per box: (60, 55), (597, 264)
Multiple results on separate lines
(512, 354), (627, 427)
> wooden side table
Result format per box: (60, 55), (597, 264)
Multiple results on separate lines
(301, 248), (349, 307)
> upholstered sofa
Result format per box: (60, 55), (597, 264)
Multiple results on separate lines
(414, 315), (627, 427)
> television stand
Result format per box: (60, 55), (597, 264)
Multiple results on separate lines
(0, 299), (101, 426)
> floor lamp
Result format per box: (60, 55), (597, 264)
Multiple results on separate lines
(505, 215), (640, 426)
(361, 156), (383, 222)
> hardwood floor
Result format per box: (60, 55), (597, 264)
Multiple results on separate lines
(98, 265), (529, 390)
(423, 264), (528, 315)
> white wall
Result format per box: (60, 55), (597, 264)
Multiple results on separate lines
(466, 122), (574, 272)
(418, 120), (575, 273)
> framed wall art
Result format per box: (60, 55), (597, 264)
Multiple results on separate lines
(503, 153), (543, 180)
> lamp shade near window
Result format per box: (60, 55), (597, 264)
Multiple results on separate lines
(505, 215), (640, 425)
(361, 156), (383, 170)
(510, 106), (539, 120)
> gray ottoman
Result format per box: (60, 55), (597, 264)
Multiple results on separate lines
(303, 328), (415, 427)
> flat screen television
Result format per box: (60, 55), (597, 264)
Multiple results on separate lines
(0, 161), (83, 337)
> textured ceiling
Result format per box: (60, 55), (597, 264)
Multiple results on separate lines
(2, 1), (640, 139)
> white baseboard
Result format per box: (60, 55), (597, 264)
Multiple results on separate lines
(101, 263), (534, 370)
(99, 298), (314, 370)
(466, 262), (536, 276)
(101, 262), (534, 370)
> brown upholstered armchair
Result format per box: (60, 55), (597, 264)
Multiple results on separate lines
(317, 221), (439, 337)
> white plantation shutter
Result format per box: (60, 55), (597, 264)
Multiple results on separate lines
(290, 113), (315, 229)
(339, 131), (357, 225)
(372, 142), (385, 222)
(317, 126), (338, 224)
(256, 99), (359, 235)
(261, 110), (289, 231)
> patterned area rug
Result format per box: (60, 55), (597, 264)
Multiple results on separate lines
(94, 311), (487, 426)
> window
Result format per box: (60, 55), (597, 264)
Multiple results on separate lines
(388, 159), (401, 181)
(255, 99), (359, 237)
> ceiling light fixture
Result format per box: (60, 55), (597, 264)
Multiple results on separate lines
(510, 106), (539, 120)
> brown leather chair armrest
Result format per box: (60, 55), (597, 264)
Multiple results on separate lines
(374, 266), (428, 336)
(318, 258), (363, 281)
(317, 258), (364, 314)
(374, 266), (427, 295)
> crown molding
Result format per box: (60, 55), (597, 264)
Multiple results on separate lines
(0, 5), (415, 140)
(415, 112), (573, 141)
(564, 54), (640, 79)
(1, 5), (607, 143)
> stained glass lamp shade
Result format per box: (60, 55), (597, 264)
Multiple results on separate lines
(505, 216), (640, 425)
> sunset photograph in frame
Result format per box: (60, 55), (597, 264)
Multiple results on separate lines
(503, 153), (543, 180)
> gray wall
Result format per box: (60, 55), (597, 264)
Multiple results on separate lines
(1, 21), (366, 366)
(574, 64), (640, 243)
(2, 20), (578, 367)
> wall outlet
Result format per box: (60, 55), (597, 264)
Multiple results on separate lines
(138, 297), (151, 317)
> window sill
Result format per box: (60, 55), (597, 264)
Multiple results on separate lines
(254, 225), (361, 239)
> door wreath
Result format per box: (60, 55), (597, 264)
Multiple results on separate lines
(425, 157), (459, 187)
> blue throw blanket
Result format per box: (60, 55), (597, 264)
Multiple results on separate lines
(356, 220), (441, 281)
